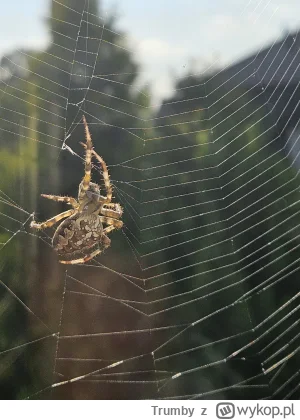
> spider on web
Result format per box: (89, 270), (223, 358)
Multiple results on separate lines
(30, 116), (123, 264)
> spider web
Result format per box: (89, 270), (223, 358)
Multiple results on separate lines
(0, 0), (300, 400)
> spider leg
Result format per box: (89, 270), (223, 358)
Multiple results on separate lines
(41, 194), (78, 208)
(101, 203), (123, 219)
(99, 217), (123, 230)
(30, 209), (75, 230)
(80, 141), (112, 203)
(78, 115), (93, 202)
(60, 247), (104, 264)
(103, 203), (118, 207)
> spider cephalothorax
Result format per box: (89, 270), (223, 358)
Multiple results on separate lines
(30, 116), (123, 264)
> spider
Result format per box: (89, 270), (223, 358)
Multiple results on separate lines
(30, 115), (123, 264)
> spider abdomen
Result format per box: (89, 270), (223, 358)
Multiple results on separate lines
(52, 213), (110, 260)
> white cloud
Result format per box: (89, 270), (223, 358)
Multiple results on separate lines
(136, 38), (184, 58)
(0, 36), (49, 59)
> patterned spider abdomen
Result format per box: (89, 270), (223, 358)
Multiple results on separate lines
(52, 213), (111, 261)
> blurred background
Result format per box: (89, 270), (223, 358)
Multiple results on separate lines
(0, 0), (300, 399)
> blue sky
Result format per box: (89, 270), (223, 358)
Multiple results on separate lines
(1, 0), (300, 103)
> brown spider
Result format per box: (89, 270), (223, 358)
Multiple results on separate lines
(30, 116), (123, 264)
